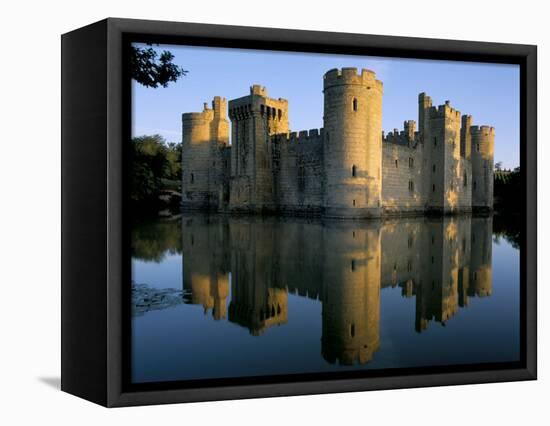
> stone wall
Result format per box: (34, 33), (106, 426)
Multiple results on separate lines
(381, 127), (425, 215)
(181, 69), (495, 217)
(272, 129), (324, 214)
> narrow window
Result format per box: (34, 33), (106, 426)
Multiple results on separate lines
(190, 173), (194, 184)
(409, 157), (414, 168)
(260, 104), (265, 116)
(351, 260), (356, 271)
(408, 180), (414, 192)
(432, 164), (436, 173)
(350, 324), (356, 338)
(432, 184), (435, 192)
(477, 143), (480, 152)
(407, 260), (413, 272)
(352, 98), (358, 111)
(434, 137), (437, 146)
(278, 109), (282, 120)
(352, 165), (357, 177)
(395, 159), (398, 168)
(353, 199), (356, 207)
(464, 173), (468, 187)
(473, 181), (477, 190)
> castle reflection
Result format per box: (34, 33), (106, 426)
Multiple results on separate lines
(181, 215), (492, 366)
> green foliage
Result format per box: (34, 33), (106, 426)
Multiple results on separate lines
(494, 166), (521, 213)
(131, 134), (182, 209)
(131, 45), (188, 88)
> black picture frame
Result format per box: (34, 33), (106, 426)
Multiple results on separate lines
(61, 17), (537, 407)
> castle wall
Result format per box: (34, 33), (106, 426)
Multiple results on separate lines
(272, 130), (324, 214)
(381, 130), (426, 215)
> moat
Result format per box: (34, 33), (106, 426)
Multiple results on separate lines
(131, 214), (519, 383)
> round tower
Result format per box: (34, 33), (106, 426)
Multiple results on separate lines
(471, 126), (495, 212)
(182, 109), (214, 209)
(323, 68), (383, 218)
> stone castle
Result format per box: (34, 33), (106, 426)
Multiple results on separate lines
(181, 68), (495, 218)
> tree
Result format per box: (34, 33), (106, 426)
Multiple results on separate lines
(131, 45), (188, 88)
(131, 135), (182, 210)
(494, 161), (503, 171)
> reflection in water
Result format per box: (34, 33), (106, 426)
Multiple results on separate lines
(177, 215), (493, 366)
(131, 214), (519, 383)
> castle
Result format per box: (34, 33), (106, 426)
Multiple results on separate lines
(181, 68), (495, 218)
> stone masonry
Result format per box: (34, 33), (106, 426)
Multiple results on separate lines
(181, 68), (495, 218)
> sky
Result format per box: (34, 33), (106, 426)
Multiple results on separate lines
(132, 43), (520, 169)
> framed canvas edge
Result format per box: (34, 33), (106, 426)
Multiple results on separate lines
(97, 17), (536, 407)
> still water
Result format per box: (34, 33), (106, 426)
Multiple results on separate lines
(131, 214), (520, 384)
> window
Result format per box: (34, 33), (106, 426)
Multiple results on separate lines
(434, 137), (437, 146)
(190, 173), (194, 184)
(409, 157), (414, 168)
(408, 180), (414, 192)
(432, 164), (436, 173)
(353, 199), (356, 207)
(464, 173), (468, 187)
(395, 159), (398, 168)
(432, 184), (436, 192)
(351, 260), (356, 271)
(477, 143), (480, 152)
(473, 181), (477, 190)
(350, 324), (356, 338)
(278, 109), (282, 120)
(352, 165), (357, 177)
(352, 98), (358, 111)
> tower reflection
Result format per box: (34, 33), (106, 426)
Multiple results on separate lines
(181, 215), (493, 365)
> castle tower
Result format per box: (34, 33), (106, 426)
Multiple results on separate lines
(228, 85), (289, 212)
(181, 96), (229, 210)
(418, 92), (433, 139)
(424, 100), (462, 213)
(323, 68), (383, 218)
(471, 126), (495, 212)
(321, 222), (381, 365)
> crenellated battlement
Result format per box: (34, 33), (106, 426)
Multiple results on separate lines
(273, 128), (324, 144)
(383, 120), (417, 146)
(471, 125), (495, 135)
(323, 67), (382, 91)
(428, 101), (461, 120)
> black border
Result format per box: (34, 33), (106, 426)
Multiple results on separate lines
(61, 18), (537, 407)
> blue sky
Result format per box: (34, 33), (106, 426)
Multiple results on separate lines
(133, 43), (520, 169)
